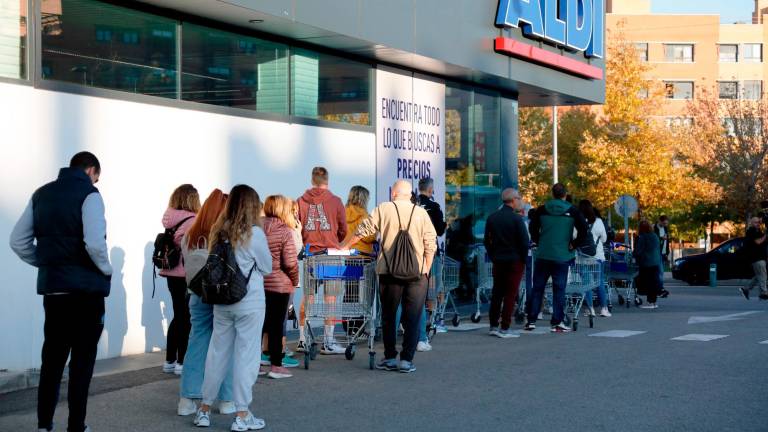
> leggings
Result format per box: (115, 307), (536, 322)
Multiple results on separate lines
(166, 276), (191, 364)
(263, 291), (290, 366)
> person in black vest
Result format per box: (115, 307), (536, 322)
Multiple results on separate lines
(10, 151), (112, 432)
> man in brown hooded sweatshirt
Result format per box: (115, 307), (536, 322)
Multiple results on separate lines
(297, 167), (348, 354)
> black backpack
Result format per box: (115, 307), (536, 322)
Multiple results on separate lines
(382, 203), (421, 281)
(577, 223), (598, 257)
(152, 216), (193, 271)
(191, 238), (255, 305)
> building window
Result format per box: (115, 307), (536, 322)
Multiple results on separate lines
(723, 117), (763, 136)
(742, 43), (763, 62)
(664, 44), (694, 63)
(718, 44), (738, 62)
(637, 88), (649, 99)
(665, 117), (693, 129)
(742, 80), (762, 100)
(664, 81), (693, 100)
(291, 48), (371, 125)
(181, 23), (289, 114)
(41, 0), (178, 98)
(634, 43), (648, 62)
(0, 0), (27, 79)
(718, 81), (738, 99)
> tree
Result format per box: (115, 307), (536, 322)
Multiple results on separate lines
(517, 107), (552, 204)
(684, 87), (768, 222)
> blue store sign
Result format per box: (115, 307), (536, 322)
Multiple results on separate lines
(496, 0), (605, 58)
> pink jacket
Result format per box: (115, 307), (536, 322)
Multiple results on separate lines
(263, 217), (300, 294)
(158, 208), (196, 278)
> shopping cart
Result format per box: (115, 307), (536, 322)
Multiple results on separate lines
(471, 245), (494, 323)
(302, 250), (378, 370)
(539, 252), (602, 330)
(427, 255), (461, 337)
(607, 243), (642, 308)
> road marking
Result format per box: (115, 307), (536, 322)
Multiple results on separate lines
(589, 330), (647, 338)
(446, 323), (486, 332)
(671, 334), (729, 342)
(511, 328), (550, 335)
(687, 311), (762, 324)
(760, 340), (768, 345)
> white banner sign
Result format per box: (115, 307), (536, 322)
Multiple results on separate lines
(376, 68), (445, 215)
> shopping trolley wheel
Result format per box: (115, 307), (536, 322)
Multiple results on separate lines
(588, 315), (594, 328)
(309, 343), (318, 360)
(345, 344), (356, 361)
(471, 312), (482, 323)
(304, 353), (310, 370)
(618, 295), (625, 306)
(369, 352), (375, 370)
(452, 314), (461, 327)
(634, 297), (643, 307)
(573, 320), (579, 331)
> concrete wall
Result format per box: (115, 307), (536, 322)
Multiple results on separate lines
(0, 81), (375, 370)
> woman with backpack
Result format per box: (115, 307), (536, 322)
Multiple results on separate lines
(260, 195), (300, 379)
(195, 185), (272, 431)
(159, 184), (200, 375)
(578, 200), (611, 318)
(176, 189), (236, 417)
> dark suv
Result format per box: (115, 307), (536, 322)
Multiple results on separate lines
(672, 238), (753, 285)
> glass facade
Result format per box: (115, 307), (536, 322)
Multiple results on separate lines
(181, 23), (289, 114)
(41, 0), (178, 98)
(291, 48), (371, 125)
(0, 0), (26, 79)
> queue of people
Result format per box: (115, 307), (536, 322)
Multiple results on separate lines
(9, 152), (682, 432)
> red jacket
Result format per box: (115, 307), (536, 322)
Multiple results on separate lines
(298, 188), (347, 253)
(263, 217), (300, 294)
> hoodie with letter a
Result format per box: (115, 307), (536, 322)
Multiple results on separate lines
(298, 188), (347, 253)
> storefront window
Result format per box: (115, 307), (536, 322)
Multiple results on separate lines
(41, 0), (177, 98)
(0, 0), (26, 79)
(291, 48), (371, 125)
(181, 23), (288, 114)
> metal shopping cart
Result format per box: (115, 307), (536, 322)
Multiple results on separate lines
(427, 255), (461, 336)
(302, 251), (378, 370)
(607, 243), (642, 308)
(471, 245), (493, 323)
(565, 254), (602, 330)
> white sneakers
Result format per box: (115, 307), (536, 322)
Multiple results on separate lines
(194, 409), (210, 428)
(231, 412), (266, 431)
(599, 307), (612, 317)
(162, 361), (176, 374)
(179, 399), (236, 416)
(640, 303), (659, 309)
(174, 363), (184, 376)
(416, 341), (432, 352)
(321, 340), (346, 355)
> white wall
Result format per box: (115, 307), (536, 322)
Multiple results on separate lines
(0, 82), (375, 370)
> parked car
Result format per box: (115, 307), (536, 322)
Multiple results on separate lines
(672, 238), (753, 285)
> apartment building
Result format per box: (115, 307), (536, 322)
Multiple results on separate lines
(608, 0), (768, 124)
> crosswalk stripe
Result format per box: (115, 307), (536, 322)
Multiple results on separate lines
(760, 340), (768, 345)
(671, 334), (729, 342)
(589, 330), (646, 338)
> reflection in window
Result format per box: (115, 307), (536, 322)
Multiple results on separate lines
(718, 44), (738, 62)
(291, 48), (371, 125)
(742, 43), (762, 63)
(41, 0), (177, 98)
(0, 0), (27, 79)
(718, 81), (738, 99)
(663, 44), (694, 63)
(664, 81), (693, 100)
(182, 24), (288, 114)
(742, 80), (762, 100)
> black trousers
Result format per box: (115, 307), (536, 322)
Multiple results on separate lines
(263, 290), (290, 366)
(380, 274), (427, 363)
(38, 294), (105, 432)
(166, 276), (191, 364)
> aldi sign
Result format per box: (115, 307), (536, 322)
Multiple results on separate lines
(495, 0), (604, 79)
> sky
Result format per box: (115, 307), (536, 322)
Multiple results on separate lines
(651, 0), (754, 24)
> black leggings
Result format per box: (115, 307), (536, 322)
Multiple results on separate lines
(264, 291), (290, 366)
(166, 276), (191, 364)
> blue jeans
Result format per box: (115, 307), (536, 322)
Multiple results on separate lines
(527, 258), (571, 326)
(395, 304), (428, 343)
(584, 260), (608, 309)
(180, 294), (233, 400)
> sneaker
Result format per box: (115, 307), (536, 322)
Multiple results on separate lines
(178, 397), (197, 416)
(599, 307), (612, 318)
(435, 321), (448, 333)
(489, 327), (500, 336)
(760, 293), (768, 301)
(320, 342), (346, 355)
(375, 358), (398, 371)
(399, 360), (416, 373)
(258, 366), (267, 376)
(524, 322), (536, 331)
(268, 366), (293, 379)
(260, 354), (270, 366)
(659, 289), (670, 298)
(551, 323), (572, 333)
(281, 356), (300, 368)
(174, 364), (184, 376)
(640, 303), (658, 309)
(162, 361), (177, 374)
(416, 341), (433, 352)
(296, 341), (307, 353)
(739, 287), (751, 300)
(193, 409), (210, 428)
(231, 412), (265, 431)
(218, 401), (237, 415)
(495, 329), (516, 339)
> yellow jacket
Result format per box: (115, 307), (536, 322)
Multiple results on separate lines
(345, 205), (376, 254)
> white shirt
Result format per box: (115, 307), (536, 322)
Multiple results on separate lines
(591, 218), (608, 261)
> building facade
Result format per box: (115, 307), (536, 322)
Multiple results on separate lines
(0, 0), (604, 370)
(608, 0), (768, 124)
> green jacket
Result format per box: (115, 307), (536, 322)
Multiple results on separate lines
(529, 199), (589, 263)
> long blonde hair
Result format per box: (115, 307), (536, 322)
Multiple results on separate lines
(346, 185), (370, 209)
(209, 185), (262, 249)
(168, 184), (201, 213)
(264, 195), (297, 228)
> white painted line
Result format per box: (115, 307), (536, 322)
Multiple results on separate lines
(446, 323), (486, 332)
(511, 328), (551, 335)
(589, 330), (647, 338)
(687, 311), (763, 324)
(759, 340), (768, 345)
(671, 334), (729, 342)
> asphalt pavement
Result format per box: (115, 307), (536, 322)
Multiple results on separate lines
(1, 280), (766, 432)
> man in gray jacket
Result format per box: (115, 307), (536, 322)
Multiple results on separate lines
(10, 151), (112, 432)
